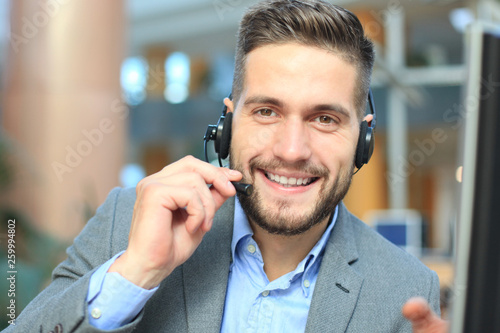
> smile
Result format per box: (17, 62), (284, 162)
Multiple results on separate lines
(264, 171), (318, 187)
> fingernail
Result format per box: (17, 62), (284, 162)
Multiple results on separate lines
(227, 169), (241, 176)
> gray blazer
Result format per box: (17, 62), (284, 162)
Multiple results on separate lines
(5, 187), (440, 333)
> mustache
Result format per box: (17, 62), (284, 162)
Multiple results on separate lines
(248, 158), (329, 179)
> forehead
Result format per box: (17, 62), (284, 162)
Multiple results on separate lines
(242, 43), (358, 115)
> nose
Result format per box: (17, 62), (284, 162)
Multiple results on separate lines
(272, 118), (312, 163)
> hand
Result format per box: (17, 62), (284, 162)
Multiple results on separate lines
(109, 156), (242, 289)
(402, 297), (449, 333)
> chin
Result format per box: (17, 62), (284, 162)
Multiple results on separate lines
(237, 171), (352, 236)
(230, 152), (354, 236)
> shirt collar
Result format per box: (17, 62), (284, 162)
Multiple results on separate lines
(297, 205), (337, 295)
(231, 197), (338, 268)
(231, 198), (254, 262)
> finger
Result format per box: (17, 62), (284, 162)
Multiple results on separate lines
(402, 297), (432, 324)
(135, 181), (207, 236)
(209, 181), (237, 211)
(155, 156), (242, 194)
(157, 171), (215, 205)
(166, 167), (240, 215)
(136, 157), (242, 231)
(142, 168), (240, 203)
(161, 186), (208, 235)
(123, 183), (208, 288)
(151, 156), (217, 179)
(402, 297), (449, 333)
(153, 172), (219, 230)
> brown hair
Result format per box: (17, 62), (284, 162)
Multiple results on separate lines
(232, 0), (374, 119)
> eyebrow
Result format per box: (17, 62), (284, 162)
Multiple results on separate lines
(311, 103), (351, 120)
(243, 95), (352, 120)
(244, 95), (284, 108)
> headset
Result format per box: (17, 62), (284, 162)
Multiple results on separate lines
(355, 89), (377, 170)
(204, 90), (377, 195)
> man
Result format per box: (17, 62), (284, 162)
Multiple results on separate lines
(6, 1), (445, 332)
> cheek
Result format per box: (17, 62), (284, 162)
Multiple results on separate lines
(318, 130), (357, 152)
(322, 152), (355, 186)
(315, 135), (358, 171)
(229, 132), (255, 172)
(231, 125), (276, 160)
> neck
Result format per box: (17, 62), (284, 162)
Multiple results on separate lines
(250, 216), (330, 282)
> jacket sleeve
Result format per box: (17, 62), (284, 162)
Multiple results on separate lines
(428, 270), (442, 317)
(3, 187), (142, 333)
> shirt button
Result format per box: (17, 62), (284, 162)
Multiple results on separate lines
(262, 290), (270, 297)
(91, 308), (102, 319)
(304, 280), (311, 288)
(247, 244), (256, 254)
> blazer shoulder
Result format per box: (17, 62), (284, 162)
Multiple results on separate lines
(331, 206), (441, 328)
(346, 210), (439, 302)
(112, 187), (137, 221)
(350, 214), (429, 273)
(106, 187), (136, 253)
(334, 204), (437, 292)
(333, 204), (430, 273)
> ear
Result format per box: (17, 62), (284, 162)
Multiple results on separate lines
(223, 97), (234, 114)
(363, 113), (374, 127)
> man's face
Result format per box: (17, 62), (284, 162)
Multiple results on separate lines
(228, 43), (361, 236)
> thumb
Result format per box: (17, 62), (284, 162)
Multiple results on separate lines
(402, 297), (449, 333)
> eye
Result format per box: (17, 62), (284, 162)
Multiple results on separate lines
(314, 115), (337, 124)
(257, 108), (276, 117)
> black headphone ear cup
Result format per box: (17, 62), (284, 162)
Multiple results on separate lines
(365, 127), (375, 164)
(218, 112), (233, 159)
(355, 121), (368, 169)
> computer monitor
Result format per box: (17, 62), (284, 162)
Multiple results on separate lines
(451, 22), (500, 333)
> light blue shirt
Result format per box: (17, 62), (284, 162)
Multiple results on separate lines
(86, 251), (158, 330)
(220, 199), (337, 333)
(87, 199), (337, 331)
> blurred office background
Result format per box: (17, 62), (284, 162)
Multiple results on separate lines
(0, 0), (499, 326)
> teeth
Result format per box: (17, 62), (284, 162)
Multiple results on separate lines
(266, 172), (314, 187)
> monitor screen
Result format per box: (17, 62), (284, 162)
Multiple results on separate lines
(451, 22), (500, 333)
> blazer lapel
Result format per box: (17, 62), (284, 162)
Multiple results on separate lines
(305, 203), (364, 333)
(182, 198), (235, 333)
